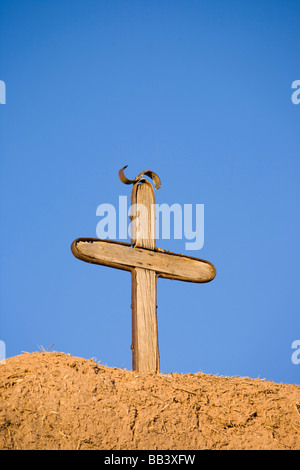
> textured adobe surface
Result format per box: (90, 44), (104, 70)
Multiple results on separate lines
(0, 352), (299, 450)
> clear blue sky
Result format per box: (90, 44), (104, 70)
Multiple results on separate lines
(1, 0), (299, 384)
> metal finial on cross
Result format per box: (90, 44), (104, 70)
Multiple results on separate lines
(71, 167), (216, 373)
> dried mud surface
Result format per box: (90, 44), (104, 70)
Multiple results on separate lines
(0, 352), (299, 450)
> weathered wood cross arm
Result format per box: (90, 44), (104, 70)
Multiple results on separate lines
(71, 166), (216, 373)
(71, 239), (216, 284)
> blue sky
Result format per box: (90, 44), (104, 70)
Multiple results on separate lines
(0, 0), (299, 384)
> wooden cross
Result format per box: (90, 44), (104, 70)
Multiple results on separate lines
(71, 166), (216, 373)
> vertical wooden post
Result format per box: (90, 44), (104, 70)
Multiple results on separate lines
(130, 180), (160, 373)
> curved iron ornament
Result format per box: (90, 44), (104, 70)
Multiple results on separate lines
(119, 165), (161, 190)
